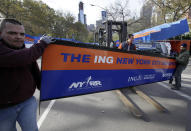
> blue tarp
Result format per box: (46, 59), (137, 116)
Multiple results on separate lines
(24, 34), (86, 44)
(133, 18), (190, 42)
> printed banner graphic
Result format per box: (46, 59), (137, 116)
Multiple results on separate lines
(40, 44), (176, 101)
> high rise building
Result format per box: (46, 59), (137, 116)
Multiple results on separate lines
(87, 24), (95, 31)
(78, 1), (87, 26)
(140, 1), (153, 28)
(101, 11), (107, 21)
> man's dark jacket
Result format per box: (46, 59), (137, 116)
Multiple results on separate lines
(0, 39), (47, 108)
(121, 41), (136, 51)
(176, 50), (190, 66)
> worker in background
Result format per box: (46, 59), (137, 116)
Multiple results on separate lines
(118, 34), (136, 51)
(169, 43), (190, 90)
(110, 40), (114, 48)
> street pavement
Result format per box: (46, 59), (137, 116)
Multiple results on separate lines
(17, 58), (191, 131)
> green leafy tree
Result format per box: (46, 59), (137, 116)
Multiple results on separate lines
(71, 22), (88, 42)
(0, 0), (18, 18)
(22, 0), (56, 35)
(150, 0), (191, 23)
(87, 32), (94, 43)
(0, 0), (90, 42)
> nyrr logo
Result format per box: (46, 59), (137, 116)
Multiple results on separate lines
(69, 76), (102, 90)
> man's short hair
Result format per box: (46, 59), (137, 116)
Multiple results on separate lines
(128, 34), (134, 38)
(181, 43), (187, 48)
(0, 18), (22, 32)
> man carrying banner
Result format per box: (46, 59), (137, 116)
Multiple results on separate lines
(169, 43), (190, 90)
(0, 18), (54, 131)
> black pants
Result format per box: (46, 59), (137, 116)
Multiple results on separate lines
(169, 65), (186, 88)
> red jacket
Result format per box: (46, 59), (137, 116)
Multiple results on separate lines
(0, 39), (47, 108)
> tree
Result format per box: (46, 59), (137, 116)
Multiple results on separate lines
(51, 11), (89, 42)
(22, 0), (56, 35)
(62, 12), (75, 38)
(105, 0), (144, 33)
(106, 0), (131, 22)
(0, 0), (90, 42)
(0, 0), (17, 18)
(149, 0), (191, 23)
(127, 18), (146, 33)
(87, 32), (94, 43)
(71, 22), (88, 42)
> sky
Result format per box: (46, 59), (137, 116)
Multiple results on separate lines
(40, 0), (144, 25)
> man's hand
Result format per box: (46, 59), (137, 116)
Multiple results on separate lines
(40, 35), (56, 44)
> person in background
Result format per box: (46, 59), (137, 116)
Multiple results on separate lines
(110, 40), (114, 48)
(169, 43), (190, 90)
(118, 34), (136, 51)
(115, 40), (120, 48)
(0, 18), (54, 131)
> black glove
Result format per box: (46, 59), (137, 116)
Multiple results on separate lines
(40, 35), (56, 44)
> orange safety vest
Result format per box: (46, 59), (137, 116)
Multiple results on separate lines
(118, 43), (122, 49)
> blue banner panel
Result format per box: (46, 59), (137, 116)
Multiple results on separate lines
(40, 69), (174, 101)
(134, 18), (189, 42)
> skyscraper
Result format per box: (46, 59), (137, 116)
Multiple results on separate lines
(101, 11), (107, 21)
(78, 1), (87, 25)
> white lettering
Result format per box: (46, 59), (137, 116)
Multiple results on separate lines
(94, 56), (98, 63)
(128, 75), (142, 82)
(162, 73), (172, 77)
(94, 56), (113, 64)
(98, 56), (106, 63)
(69, 82), (80, 89)
(106, 56), (113, 64)
(69, 76), (103, 89)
